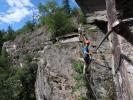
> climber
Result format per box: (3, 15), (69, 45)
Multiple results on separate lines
(82, 40), (92, 63)
(82, 36), (93, 74)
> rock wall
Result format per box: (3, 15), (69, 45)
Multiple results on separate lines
(112, 33), (133, 100)
(105, 0), (133, 99)
(35, 42), (88, 100)
(75, 0), (105, 14)
(76, 0), (133, 100)
(115, 0), (133, 18)
(3, 23), (117, 99)
(3, 26), (89, 100)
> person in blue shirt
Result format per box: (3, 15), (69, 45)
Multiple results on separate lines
(82, 40), (91, 64)
(82, 39), (92, 74)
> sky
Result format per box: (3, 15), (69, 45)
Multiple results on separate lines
(0, 0), (79, 31)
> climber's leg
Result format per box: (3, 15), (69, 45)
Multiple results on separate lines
(83, 63), (87, 74)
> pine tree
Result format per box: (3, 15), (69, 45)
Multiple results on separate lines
(6, 26), (15, 40)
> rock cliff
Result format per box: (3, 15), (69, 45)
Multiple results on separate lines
(3, 22), (117, 99)
(3, 0), (133, 99)
(76, 0), (133, 100)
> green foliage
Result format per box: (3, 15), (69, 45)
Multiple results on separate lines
(71, 8), (79, 16)
(38, 0), (58, 25)
(13, 21), (35, 37)
(0, 49), (11, 68)
(15, 62), (37, 100)
(72, 60), (83, 74)
(45, 10), (74, 38)
(78, 96), (87, 100)
(38, 1), (74, 38)
(63, 0), (71, 14)
(0, 51), (37, 100)
(44, 0), (57, 14)
(0, 31), (4, 53)
(3, 26), (16, 41)
(72, 60), (86, 93)
(38, 3), (46, 16)
(16, 21), (35, 35)
(25, 21), (35, 32)
(78, 9), (86, 24)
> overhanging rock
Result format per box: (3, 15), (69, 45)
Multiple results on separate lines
(75, 0), (107, 23)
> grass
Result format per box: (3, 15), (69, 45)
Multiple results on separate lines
(72, 60), (83, 74)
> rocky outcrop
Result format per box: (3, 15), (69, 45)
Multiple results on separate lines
(3, 26), (88, 100)
(75, 0), (107, 24)
(105, 0), (133, 99)
(35, 42), (85, 100)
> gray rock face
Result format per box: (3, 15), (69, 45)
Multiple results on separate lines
(35, 42), (82, 100)
(3, 23), (117, 100)
(75, 0), (105, 14)
(116, 0), (133, 18)
(3, 26), (88, 100)
(76, 0), (133, 100)
(75, 0), (107, 23)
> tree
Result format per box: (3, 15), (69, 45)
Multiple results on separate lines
(16, 21), (35, 34)
(38, 0), (74, 37)
(38, 3), (46, 16)
(63, 0), (71, 15)
(25, 21), (35, 32)
(0, 30), (4, 52)
(45, 10), (74, 37)
(2, 26), (15, 41)
(7, 26), (15, 40)
(38, 1), (58, 25)
(0, 52), (37, 100)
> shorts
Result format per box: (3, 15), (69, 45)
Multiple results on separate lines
(83, 54), (91, 64)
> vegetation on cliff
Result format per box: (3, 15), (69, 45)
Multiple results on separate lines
(0, 0), (86, 99)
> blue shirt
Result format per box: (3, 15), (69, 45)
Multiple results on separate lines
(82, 46), (89, 54)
